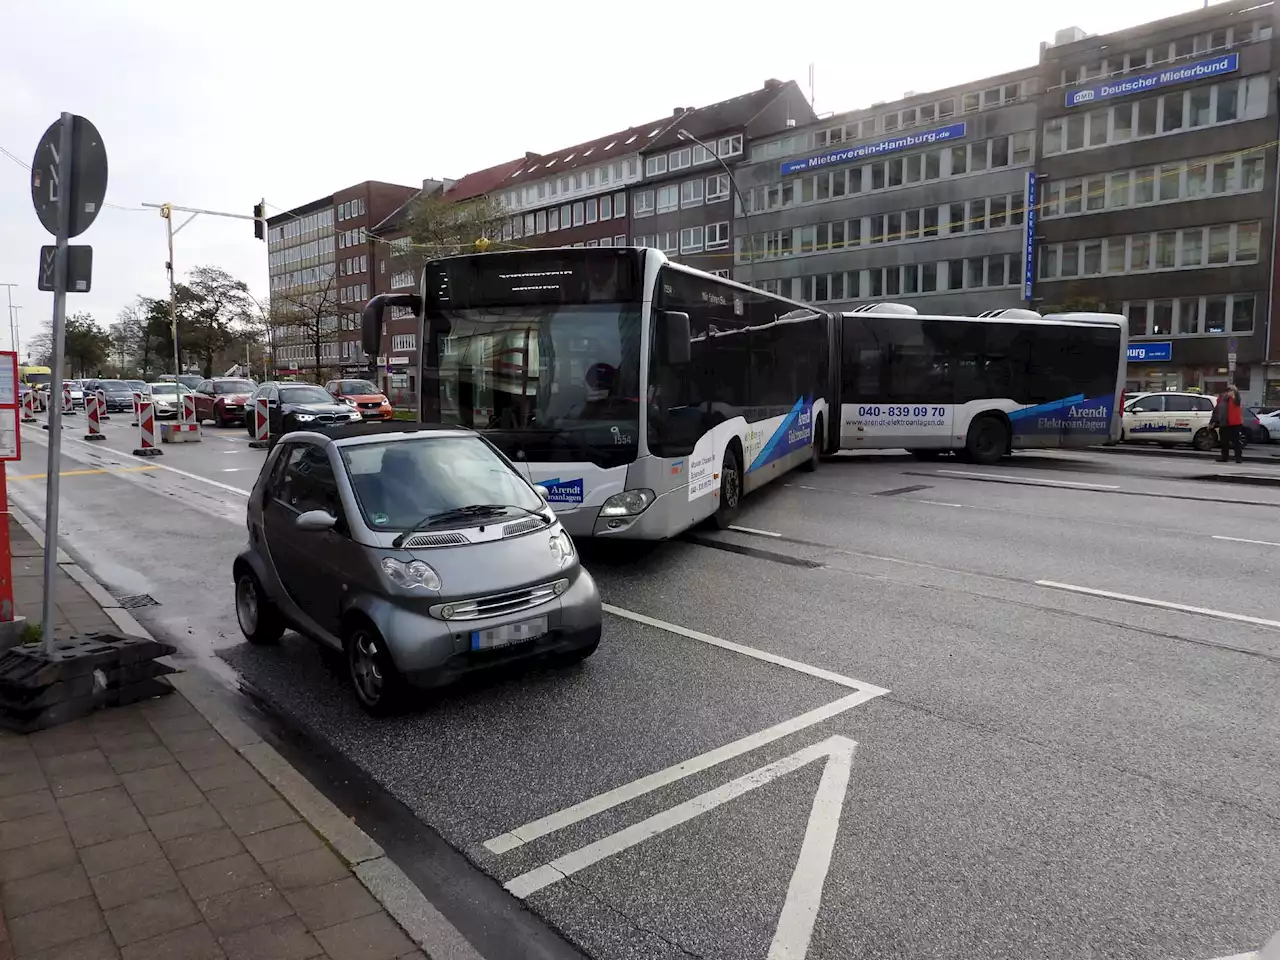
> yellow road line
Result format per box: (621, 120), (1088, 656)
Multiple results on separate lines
(8, 465), (159, 481)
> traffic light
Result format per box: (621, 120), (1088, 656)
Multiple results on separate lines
(253, 201), (265, 241)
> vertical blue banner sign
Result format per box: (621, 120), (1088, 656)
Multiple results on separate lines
(1022, 170), (1037, 303)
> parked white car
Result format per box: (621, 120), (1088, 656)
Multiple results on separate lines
(1121, 391), (1217, 450)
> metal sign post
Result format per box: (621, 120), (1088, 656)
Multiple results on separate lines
(29, 113), (107, 656)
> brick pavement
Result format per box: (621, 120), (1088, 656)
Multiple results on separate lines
(0, 518), (425, 960)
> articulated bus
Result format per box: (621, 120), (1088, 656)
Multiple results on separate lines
(361, 247), (1126, 540)
(835, 305), (1128, 462)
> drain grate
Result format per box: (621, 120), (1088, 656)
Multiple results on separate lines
(116, 594), (160, 610)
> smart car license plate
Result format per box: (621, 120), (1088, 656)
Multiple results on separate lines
(470, 616), (547, 651)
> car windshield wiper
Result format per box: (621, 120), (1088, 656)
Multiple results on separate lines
(391, 504), (548, 546)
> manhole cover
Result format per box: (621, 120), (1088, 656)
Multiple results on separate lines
(116, 594), (160, 610)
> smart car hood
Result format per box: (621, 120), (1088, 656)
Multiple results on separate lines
(385, 521), (569, 601)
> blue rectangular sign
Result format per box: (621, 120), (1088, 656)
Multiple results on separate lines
(1022, 170), (1037, 303)
(780, 122), (967, 176)
(1065, 52), (1238, 108)
(1127, 342), (1172, 362)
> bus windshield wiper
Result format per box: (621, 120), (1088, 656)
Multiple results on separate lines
(391, 504), (548, 546)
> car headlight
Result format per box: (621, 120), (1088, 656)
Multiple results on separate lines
(380, 557), (441, 591)
(598, 489), (655, 517)
(349, 410), (362, 420)
(548, 529), (575, 568)
(293, 413), (315, 422)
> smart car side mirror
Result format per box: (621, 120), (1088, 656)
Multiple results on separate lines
(295, 510), (338, 533)
(533, 484), (550, 501)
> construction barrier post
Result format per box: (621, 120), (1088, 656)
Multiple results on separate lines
(83, 392), (105, 441)
(131, 392), (142, 427)
(132, 399), (163, 457)
(248, 396), (270, 449)
(96, 388), (110, 420)
(21, 391), (36, 424)
(62, 383), (76, 416)
(160, 394), (202, 444)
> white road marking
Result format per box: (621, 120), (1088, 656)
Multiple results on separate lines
(936, 469), (1121, 490)
(504, 735), (856, 960)
(22, 427), (253, 497)
(221, 468), (247, 472)
(485, 607), (886, 855)
(602, 603), (880, 692)
(1036, 581), (1280, 631)
(1213, 535), (1280, 547)
(729, 524), (782, 538)
(916, 500), (963, 508)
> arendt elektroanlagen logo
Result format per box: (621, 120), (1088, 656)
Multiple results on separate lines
(1064, 52), (1239, 107)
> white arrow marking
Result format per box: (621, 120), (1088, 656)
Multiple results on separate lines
(504, 735), (856, 960)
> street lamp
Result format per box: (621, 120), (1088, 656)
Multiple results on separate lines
(676, 129), (754, 285)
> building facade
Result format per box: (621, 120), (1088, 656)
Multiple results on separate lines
(265, 180), (416, 379)
(1034, 0), (1279, 404)
(730, 69), (1042, 314)
(634, 81), (815, 277)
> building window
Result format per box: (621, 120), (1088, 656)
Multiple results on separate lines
(391, 270), (413, 289)
(717, 134), (744, 157)
(535, 210), (547, 233)
(614, 234), (627, 246)
(600, 195), (612, 219)
(1039, 221), (1260, 281)
(669, 147), (692, 170)
(633, 190), (654, 217)
(614, 191), (627, 217)
(645, 155), (667, 177)
(586, 198), (598, 223)
(706, 174), (731, 203)
(680, 179), (704, 207)
(572, 202), (585, 226)
(679, 226), (704, 253)
(706, 222), (730, 250)
(549, 207), (560, 231)
(657, 185), (679, 213)
(391, 334), (416, 352)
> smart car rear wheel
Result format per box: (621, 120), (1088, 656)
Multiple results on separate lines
(346, 622), (406, 716)
(236, 570), (283, 646)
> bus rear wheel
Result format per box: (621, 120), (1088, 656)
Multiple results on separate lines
(710, 447), (742, 530)
(962, 416), (1009, 465)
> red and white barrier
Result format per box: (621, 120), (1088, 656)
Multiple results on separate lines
(96, 388), (110, 420)
(62, 383), (75, 416)
(84, 392), (105, 441)
(21, 391), (36, 424)
(159, 392), (202, 443)
(131, 392), (143, 426)
(132, 400), (163, 457)
(248, 396), (270, 448)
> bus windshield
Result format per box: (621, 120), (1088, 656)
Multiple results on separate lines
(423, 304), (642, 467)
(419, 249), (645, 468)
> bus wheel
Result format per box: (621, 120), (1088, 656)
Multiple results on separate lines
(799, 416), (822, 472)
(964, 415), (1009, 465)
(710, 448), (742, 529)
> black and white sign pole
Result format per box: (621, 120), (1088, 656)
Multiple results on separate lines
(39, 115), (74, 656)
(30, 113), (106, 656)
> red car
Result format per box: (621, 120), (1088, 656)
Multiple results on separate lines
(325, 378), (395, 421)
(193, 377), (258, 427)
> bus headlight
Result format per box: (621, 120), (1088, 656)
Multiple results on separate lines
(598, 489), (655, 517)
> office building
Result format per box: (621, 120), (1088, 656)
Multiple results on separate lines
(265, 180), (417, 377)
(730, 69), (1041, 313)
(1034, 0), (1278, 403)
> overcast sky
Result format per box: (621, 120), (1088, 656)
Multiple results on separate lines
(0, 0), (1206, 359)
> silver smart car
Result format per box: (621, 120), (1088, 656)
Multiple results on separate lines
(232, 422), (603, 714)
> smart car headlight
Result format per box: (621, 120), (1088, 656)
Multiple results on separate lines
(380, 557), (441, 591)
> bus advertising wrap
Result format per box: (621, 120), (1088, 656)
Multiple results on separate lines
(1064, 52), (1239, 108)
(780, 122), (967, 176)
(843, 395), (1114, 441)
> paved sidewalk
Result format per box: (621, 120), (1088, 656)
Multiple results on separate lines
(0, 518), (425, 960)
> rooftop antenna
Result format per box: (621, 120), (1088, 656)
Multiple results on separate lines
(808, 63), (816, 112)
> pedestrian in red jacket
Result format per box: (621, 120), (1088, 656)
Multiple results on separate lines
(1214, 385), (1244, 463)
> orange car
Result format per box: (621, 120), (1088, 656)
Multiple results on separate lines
(325, 378), (395, 420)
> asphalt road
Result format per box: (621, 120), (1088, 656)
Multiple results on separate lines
(9, 415), (1280, 960)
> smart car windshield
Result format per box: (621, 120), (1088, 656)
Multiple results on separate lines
(340, 380), (378, 395)
(340, 436), (542, 530)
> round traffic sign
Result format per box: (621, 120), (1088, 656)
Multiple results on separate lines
(30, 115), (108, 239)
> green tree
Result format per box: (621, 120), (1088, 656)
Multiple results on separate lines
(28, 312), (112, 377)
(180, 266), (256, 377)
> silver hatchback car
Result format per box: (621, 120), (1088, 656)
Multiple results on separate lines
(232, 423), (603, 714)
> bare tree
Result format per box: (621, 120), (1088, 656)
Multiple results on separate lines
(269, 268), (342, 383)
(394, 191), (508, 279)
